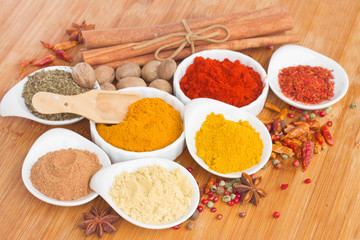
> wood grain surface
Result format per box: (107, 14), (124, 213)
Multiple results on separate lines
(0, 0), (359, 239)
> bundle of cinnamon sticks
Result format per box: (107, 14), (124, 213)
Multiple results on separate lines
(81, 4), (299, 68)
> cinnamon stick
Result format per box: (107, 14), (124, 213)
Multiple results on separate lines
(83, 12), (294, 66)
(92, 33), (300, 68)
(83, 4), (290, 49)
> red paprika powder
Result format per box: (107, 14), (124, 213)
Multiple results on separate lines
(180, 57), (264, 108)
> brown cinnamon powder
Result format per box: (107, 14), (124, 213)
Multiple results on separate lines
(30, 148), (102, 201)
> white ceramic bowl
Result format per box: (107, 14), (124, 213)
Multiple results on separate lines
(173, 49), (269, 116)
(268, 45), (349, 110)
(90, 158), (200, 229)
(0, 66), (100, 125)
(90, 87), (185, 163)
(184, 98), (272, 178)
(21, 128), (111, 206)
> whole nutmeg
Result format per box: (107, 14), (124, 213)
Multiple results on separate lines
(116, 63), (141, 80)
(190, 210), (200, 220)
(149, 79), (172, 94)
(116, 77), (146, 90)
(158, 58), (177, 81)
(100, 82), (116, 91)
(95, 65), (115, 84)
(141, 60), (161, 82)
(71, 62), (96, 88)
(186, 222), (194, 230)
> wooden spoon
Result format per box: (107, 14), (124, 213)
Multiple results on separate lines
(32, 90), (142, 124)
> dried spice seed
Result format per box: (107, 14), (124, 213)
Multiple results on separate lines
(239, 212), (247, 218)
(210, 207), (217, 212)
(197, 206), (204, 213)
(350, 102), (357, 109)
(173, 225), (180, 230)
(320, 111), (326, 117)
(186, 167), (193, 173)
(186, 222), (194, 230)
(293, 160), (300, 167)
(201, 199), (209, 205)
(304, 178), (311, 184)
(217, 214), (223, 220)
(327, 121), (333, 127)
(288, 113), (294, 118)
(281, 184), (289, 190)
(290, 106), (295, 110)
(273, 211), (280, 219)
(278, 65), (334, 104)
(309, 113), (316, 119)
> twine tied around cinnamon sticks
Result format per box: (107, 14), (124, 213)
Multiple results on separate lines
(133, 20), (230, 61)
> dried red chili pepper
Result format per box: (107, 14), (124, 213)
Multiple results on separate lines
(293, 120), (320, 131)
(278, 65), (335, 104)
(32, 55), (56, 66)
(320, 125), (333, 146)
(265, 102), (281, 112)
(272, 144), (294, 156)
(259, 118), (273, 125)
(271, 134), (282, 142)
(272, 119), (282, 135)
(40, 40), (54, 49)
(283, 124), (295, 133)
(297, 135), (308, 142)
(19, 58), (35, 72)
(276, 105), (289, 120)
(270, 152), (277, 159)
(302, 141), (313, 171)
(204, 175), (217, 194)
(265, 123), (272, 132)
(283, 123), (310, 139)
(53, 40), (78, 50)
(55, 49), (73, 62)
(307, 133), (321, 154)
(283, 138), (301, 159)
(291, 138), (303, 147)
(314, 132), (326, 148)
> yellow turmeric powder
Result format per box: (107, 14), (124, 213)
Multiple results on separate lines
(96, 98), (183, 152)
(195, 113), (263, 174)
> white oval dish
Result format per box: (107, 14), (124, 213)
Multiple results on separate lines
(22, 128), (111, 207)
(90, 87), (185, 163)
(173, 49), (269, 116)
(90, 158), (200, 229)
(268, 44), (349, 110)
(184, 98), (272, 178)
(0, 66), (100, 125)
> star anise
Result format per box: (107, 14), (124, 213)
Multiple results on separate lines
(78, 206), (119, 238)
(66, 21), (95, 43)
(233, 173), (267, 206)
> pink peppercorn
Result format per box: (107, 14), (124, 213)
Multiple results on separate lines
(320, 111), (326, 117)
(210, 207), (217, 212)
(314, 110), (319, 114)
(234, 198), (240, 204)
(186, 167), (193, 173)
(304, 178), (311, 184)
(217, 214), (223, 220)
(290, 106), (295, 110)
(213, 196), (219, 203)
(293, 160), (300, 167)
(304, 114), (310, 120)
(273, 211), (280, 219)
(281, 184), (288, 190)
(288, 113), (294, 118)
(327, 121), (333, 127)
(298, 109), (303, 114)
(173, 225), (180, 230)
(236, 193), (242, 199)
(228, 201), (235, 206)
(197, 206), (204, 212)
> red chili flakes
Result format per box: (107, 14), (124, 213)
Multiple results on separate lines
(278, 65), (335, 104)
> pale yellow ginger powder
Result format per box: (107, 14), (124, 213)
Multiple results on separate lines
(109, 165), (194, 224)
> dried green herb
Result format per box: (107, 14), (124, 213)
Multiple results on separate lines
(22, 69), (91, 120)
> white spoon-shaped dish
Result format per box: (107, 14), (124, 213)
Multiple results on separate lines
(0, 66), (99, 125)
(22, 128), (111, 206)
(90, 158), (200, 229)
(184, 98), (272, 178)
(268, 44), (349, 110)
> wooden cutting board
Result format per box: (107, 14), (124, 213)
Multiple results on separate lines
(0, 0), (359, 239)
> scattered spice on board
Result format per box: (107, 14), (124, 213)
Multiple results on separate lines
(78, 206), (119, 238)
(22, 69), (91, 120)
(66, 21), (95, 43)
(96, 98), (183, 152)
(233, 172), (267, 206)
(278, 65), (334, 104)
(30, 149), (102, 201)
(109, 165), (194, 224)
(195, 113), (263, 174)
(180, 57), (264, 108)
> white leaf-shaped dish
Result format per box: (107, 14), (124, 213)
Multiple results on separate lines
(184, 98), (272, 178)
(0, 66), (99, 125)
(268, 45), (349, 110)
(90, 158), (200, 229)
(22, 128), (111, 206)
